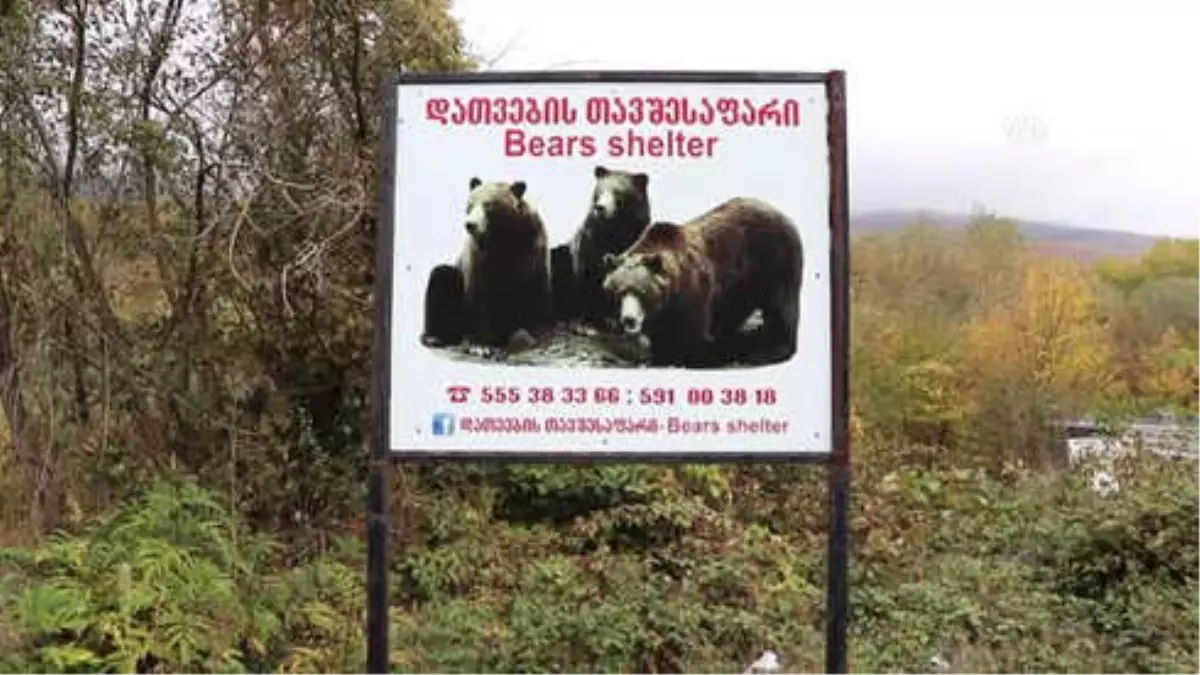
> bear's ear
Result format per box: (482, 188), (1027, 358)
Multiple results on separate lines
(644, 252), (665, 275)
(510, 180), (527, 200)
(469, 177), (482, 190)
(594, 165), (609, 179)
(632, 172), (649, 192)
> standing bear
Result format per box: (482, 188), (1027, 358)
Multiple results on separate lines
(421, 177), (552, 352)
(550, 165), (652, 331)
(600, 197), (804, 368)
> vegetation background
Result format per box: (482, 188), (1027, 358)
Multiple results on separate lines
(0, 0), (1196, 672)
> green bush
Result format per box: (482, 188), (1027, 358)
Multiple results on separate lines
(1, 454), (1195, 673)
(0, 479), (365, 674)
(852, 455), (1198, 673)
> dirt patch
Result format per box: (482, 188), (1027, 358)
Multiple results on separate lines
(424, 311), (766, 369)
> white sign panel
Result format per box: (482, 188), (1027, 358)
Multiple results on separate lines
(385, 75), (834, 457)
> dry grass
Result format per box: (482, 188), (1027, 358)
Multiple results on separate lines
(0, 421), (32, 547)
(104, 257), (170, 322)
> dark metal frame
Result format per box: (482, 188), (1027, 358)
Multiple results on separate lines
(368, 69), (851, 674)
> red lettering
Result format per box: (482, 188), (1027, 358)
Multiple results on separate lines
(607, 130), (719, 159)
(585, 96), (747, 126)
(428, 96), (794, 130)
(561, 386), (588, 404)
(639, 387), (675, 405)
(425, 98), (450, 124)
(593, 387), (621, 404)
(720, 388), (748, 406)
(480, 386), (521, 404)
(725, 419), (790, 434)
(504, 129), (596, 158)
(666, 417), (721, 434)
(504, 128), (526, 157)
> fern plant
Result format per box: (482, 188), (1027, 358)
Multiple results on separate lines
(0, 480), (251, 672)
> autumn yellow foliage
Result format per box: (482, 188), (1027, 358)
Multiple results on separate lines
(1143, 327), (1200, 412)
(853, 218), (1196, 470)
(966, 256), (1118, 414)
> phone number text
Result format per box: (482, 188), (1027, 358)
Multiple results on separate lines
(445, 385), (778, 406)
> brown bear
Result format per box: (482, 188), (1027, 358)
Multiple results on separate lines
(600, 196), (803, 368)
(420, 177), (552, 351)
(554, 165), (652, 332)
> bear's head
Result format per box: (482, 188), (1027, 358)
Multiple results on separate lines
(464, 177), (535, 247)
(601, 221), (690, 335)
(601, 251), (669, 335)
(589, 165), (650, 223)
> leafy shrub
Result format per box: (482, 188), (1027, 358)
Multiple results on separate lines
(2, 453), (1196, 674)
(852, 455), (1198, 674)
(0, 479), (365, 674)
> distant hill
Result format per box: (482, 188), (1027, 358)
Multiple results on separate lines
(850, 209), (1180, 261)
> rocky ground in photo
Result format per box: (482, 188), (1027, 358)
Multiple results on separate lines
(426, 312), (768, 368)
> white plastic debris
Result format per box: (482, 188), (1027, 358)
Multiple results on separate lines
(1091, 470), (1119, 496)
(744, 650), (781, 674)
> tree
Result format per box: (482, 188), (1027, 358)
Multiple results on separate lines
(0, 0), (473, 535)
(897, 358), (970, 467)
(1097, 238), (1199, 296)
(1098, 238), (1198, 403)
(965, 256), (1118, 468)
(1143, 327), (1199, 415)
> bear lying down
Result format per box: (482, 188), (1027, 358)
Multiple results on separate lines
(601, 196), (804, 369)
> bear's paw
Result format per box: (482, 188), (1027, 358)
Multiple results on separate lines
(507, 329), (537, 351)
(466, 344), (505, 361)
(568, 321), (600, 338)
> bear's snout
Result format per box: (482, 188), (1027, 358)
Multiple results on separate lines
(617, 293), (645, 335)
(464, 203), (487, 239)
(592, 188), (619, 220)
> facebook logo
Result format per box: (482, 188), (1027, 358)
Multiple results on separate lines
(431, 412), (456, 436)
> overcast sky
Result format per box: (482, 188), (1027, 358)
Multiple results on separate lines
(447, 0), (1198, 238)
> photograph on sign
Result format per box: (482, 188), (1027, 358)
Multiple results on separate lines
(387, 79), (833, 456)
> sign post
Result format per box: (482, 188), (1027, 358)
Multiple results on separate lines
(368, 70), (850, 673)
